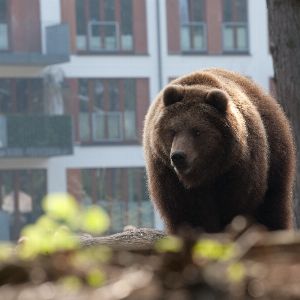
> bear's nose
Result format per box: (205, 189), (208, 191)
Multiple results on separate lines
(171, 151), (187, 169)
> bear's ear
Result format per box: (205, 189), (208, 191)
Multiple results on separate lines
(205, 89), (229, 113)
(163, 85), (184, 106)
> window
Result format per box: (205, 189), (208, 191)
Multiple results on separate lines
(0, 0), (8, 50)
(0, 79), (44, 114)
(0, 169), (47, 241)
(78, 79), (137, 143)
(75, 0), (133, 52)
(70, 168), (154, 233)
(179, 0), (206, 52)
(222, 0), (248, 53)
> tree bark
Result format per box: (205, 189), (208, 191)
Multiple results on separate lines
(267, 0), (300, 227)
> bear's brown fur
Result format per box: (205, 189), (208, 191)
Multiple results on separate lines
(143, 68), (296, 233)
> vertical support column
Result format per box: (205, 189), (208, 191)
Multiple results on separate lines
(166, 0), (180, 54)
(10, 0), (42, 52)
(206, 0), (223, 54)
(47, 162), (67, 194)
(61, 0), (77, 53)
(132, 0), (148, 54)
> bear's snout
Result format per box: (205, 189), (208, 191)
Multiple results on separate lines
(171, 151), (188, 171)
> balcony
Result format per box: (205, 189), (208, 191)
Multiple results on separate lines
(0, 23), (70, 66)
(222, 22), (249, 53)
(0, 115), (73, 157)
(180, 22), (207, 53)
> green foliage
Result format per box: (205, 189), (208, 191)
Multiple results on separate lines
(42, 194), (79, 223)
(81, 205), (111, 234)
(227, 263), (245, 283)
(155, 236), (183, 253)
(86, 268), (106, 287)
(193, 239), (235, 261)
(18, 193), (110, 259)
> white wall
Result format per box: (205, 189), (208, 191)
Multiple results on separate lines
(39, 0), (61, 54)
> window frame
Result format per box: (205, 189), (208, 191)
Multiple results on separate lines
(0, 0), (9, 51)
(221, 0), (250, 54)
(179, 0), (208, 54)
(75, 0), (134, 54)
(77, 78), (138, 145)
(71, 167), (154, 233)
(0, 78), (45, 115)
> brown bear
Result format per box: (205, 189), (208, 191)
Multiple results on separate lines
(143, 68), (296, 233)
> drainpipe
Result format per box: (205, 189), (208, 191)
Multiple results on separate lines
(156, 0), (163, 91)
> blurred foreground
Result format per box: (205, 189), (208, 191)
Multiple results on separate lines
(0, 217), (300, 300)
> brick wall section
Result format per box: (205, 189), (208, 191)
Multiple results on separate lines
(166, 0), (180, 54)
(67, 169), (83, 202)
(206, 0), (223, 54)
(10, 0), (41, 52)
(61, 0), (77, 53)
(136, 79), (150, 143)
(133, 0), (148, 54)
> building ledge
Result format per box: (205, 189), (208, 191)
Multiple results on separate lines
(0, 53), (70, 66)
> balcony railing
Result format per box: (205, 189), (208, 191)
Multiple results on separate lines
(0, 115), (73, 157)
(0, 23), (8, 51)
(180, 22), (207, 52)
(222, 22), (249, 53)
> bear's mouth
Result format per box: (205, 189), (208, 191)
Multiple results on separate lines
(172, 164), (192, 176)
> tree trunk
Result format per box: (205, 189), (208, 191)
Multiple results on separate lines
(267, 0), (300, 227)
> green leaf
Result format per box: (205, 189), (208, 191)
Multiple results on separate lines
(59, 276), (82, 291)
(42, 194), (79, 223)
(86, 268), (106, 287)
(193, 239), (235, 261)
(227, 263), (245, 282)
(80, 206), (110, 234)
(155, 236), (183, 253)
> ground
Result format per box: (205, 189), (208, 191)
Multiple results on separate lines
(1, 223), (300, 300)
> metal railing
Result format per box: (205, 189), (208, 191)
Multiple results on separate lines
(222, 22), (249, 52)
(0, 115), (73, 157)
(180, 22), (207, 52)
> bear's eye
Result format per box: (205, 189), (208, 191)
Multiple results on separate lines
(169, 129), (176, 136)
(192, 129), (202, 137)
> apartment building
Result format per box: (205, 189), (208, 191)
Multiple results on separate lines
(0, 0), (273, 240)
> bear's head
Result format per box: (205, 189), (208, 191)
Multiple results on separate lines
(154, 84), (247, 188)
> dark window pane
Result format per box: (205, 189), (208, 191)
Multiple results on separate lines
(121, 0), (133, 50)
(16, 80), (29, 114)
(124, 79), (136, 140)
(223, 0), (232, 22)
(30, 79), (44, 114)
(90, 0), (100, 21)
(104, 0), (115, 21)
(223, 0), (247, 22)
(192, 0), (204, 22)
(76, 0), (86, 34)
(94, 79), (104, 111)
(0, 0), (7, 21)
(108, 80), (119, 111)
(0, 79), (12, 113)
(236, 0), (247, 21)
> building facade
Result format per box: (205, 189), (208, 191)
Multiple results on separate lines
(0, 0), (273, 240)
